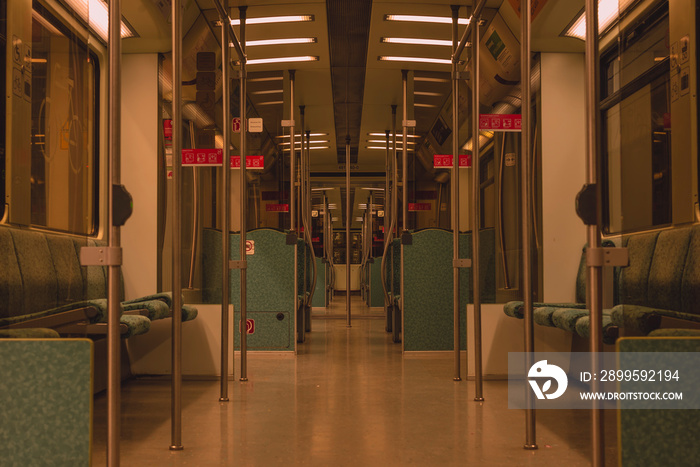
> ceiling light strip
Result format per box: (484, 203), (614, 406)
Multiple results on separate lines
(230, 15), (314, 26)
(246, 56), (319, 65)
(62, 0), (137, 41)
(384, 14), (469, 25)
(378, 55), (452, 65)
(245, 37), (317, 47)
(381, 37), (452, 47)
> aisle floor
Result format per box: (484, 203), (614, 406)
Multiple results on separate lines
(93, 296), (617, 466)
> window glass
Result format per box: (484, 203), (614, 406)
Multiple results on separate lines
(602, 4), (670, 233)
(31, 3), (97, 234)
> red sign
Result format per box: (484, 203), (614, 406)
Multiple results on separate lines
(408, 203), (431, 211)
(479, 114), (522, 131)
(232, 117), (241, 133)
(239, 319), (255, 334)
(182, 148), (222, 166)
(182, 150), (264, 169)
(163, 119), (172, 140)
(266, 204), (289, 212)
(433, 154), (472, 169)
(231, 155), (264, 169)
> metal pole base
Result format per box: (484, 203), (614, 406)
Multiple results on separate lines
(453, 377), (462, 381)
(169, 445), (184, 451)
(219, 397), (229, 402)
(523, 444), (538, 450)
(474, 397), (484, 402)
(240, 378), (248, 382)
(346, 325), (352, 328)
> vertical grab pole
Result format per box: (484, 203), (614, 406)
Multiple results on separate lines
(345, 135), (352, 327)
(219, 1), (231, 402)
(170, 0), (184, 452)
(584, 0), (604, 464)
(289, 70), (298, 339)
(521, 0), (537, 451)
(306, 130), (318, 313)
(239, 6), (248, 382)
(400, 70), (409, 344)
(450, 5), (462, 382)
(107, 0), (123, 462)
(391, 106), (398, 335)
(471, 7), (484, 402)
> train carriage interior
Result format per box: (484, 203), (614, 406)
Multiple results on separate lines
(2, 0), (700, 465)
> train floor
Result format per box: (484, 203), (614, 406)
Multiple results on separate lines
(92, 295), (618, 466)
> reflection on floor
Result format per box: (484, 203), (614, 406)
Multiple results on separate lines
(92, 296), (617, 466)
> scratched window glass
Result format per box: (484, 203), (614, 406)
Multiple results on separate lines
(30, 3), (97, 235)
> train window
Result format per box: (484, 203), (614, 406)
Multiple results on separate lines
(601, 2), (671, 233)
(0, 0), (6, 221)
(30, 2), (98, 235)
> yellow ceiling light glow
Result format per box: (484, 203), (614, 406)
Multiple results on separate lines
(230, 15), (314, 26)
(384, 14), (469, 25)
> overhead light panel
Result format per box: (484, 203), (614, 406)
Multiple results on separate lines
(385, 14), (469, 25)
(278, 133), (328, 138)
(257, 101), (284, 106)
(563, 0), (623, 40)
(414, 77), (450, 83)
(381, 37), (452, 47)
(415, 103), (437, 108)
(245, 37), (317, 47)
(368, 133), (420, 138)
(278, 140), (330, 146)
(366, 146), (412, 150)
(379, 56), (453, 65)
(367, 139), (415, 145)
(415, 91), (443, 97)
(230, 15), (314, 26)
(251, 89), (283, 95)
(244, 56), (319, 65)
(282, 146), (329, 151)
(248, 76), (284, 83)
(62, 0), (137, 41)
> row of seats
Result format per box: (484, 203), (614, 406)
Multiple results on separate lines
(504, 225), (700, 342)
(0, 227), (197, 339)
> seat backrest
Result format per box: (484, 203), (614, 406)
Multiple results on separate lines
(617, 231), (659, 307)
(646, 227), (692, 311)
(9, 229), (58, 315)
(0, 228), (24, 319)
(45, 234), (85, 306)
(680, 225), (700, 315)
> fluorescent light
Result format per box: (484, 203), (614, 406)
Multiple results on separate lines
(248, 76), (284, 83)
(385, 14), (469, 25)
(564, 0), (622, 40)
(381, 37), (452, 47)
(256, 101), (284, 106)
(251, 89), (283, 95)
(367, 139), (415, 144)
(414, 77), (449, 83)
(355, 217), (364, 222)
(282, 146), (329, 151)
(277, 133), (328, 138)
(62, 0), (137, 41)
(379, 55), (452, 65)
(245, 56), (319, 65)
(415, 91), (443, 97)
(278, 140), (330, 146)
(368, 133), (420, 138)
(415, 103), (437, 108)
(366, 146), (412, 150)
(230, 15), (314, 26)
(245, 37), (317, 47)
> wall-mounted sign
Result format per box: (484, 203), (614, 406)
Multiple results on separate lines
(248, 117), (263, 133)
(479, 114), (522, 131)
(231, 155), (264, 169)
(266, 204), (289, 212)
(182, 150), (265, 169)
(245, 240), (254, 255)
(433, 154), (471, 169)
(182, 148), (222, 166)
(408, 203), (431, 211)
(232, 117), (241, 133)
